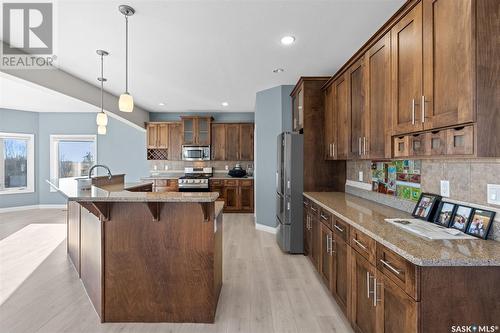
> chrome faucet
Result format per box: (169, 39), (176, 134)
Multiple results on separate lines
(88, 164), (113, 180)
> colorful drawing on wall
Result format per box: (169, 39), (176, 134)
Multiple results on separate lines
(371, 160), (422, 202)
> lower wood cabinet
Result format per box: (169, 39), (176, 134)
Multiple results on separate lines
(332, 233), (350, 315)
(210, 179), (254, 213)
(320, 222), (333, 285)
(303, 199), (312, 256)
(351, 250), (378, 333)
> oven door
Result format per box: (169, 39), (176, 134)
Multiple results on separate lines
(182, 146), (210, 161)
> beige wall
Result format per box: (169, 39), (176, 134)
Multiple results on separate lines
(347, 159), (500, 210)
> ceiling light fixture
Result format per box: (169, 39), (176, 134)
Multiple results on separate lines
(221, 102), (229, 107)
(96, 49), (109, 135)
(273, 68), (284, 73)
(280, 35), (295, 45)
(118, 5), (135, 113)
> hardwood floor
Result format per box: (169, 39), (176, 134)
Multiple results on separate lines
(0, 209), (352, 333)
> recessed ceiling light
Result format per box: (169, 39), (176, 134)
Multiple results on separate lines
(158, 102), (165, 106)
(273, 68), (284, 73)
(280, 35), (295, 45)
(221, 102), (229, 107)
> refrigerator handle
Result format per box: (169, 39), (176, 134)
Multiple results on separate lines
(275, 171), (278, 190)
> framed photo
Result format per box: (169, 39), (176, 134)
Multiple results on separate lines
(450, 205), (474, 232)
(412, 193), (441, 221)
(466, 209), (496, 239)
(433, 202), (457, 227)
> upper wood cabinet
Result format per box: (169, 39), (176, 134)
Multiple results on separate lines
(167, 122), (182, 160)
(324, 85), (337, 160)
(292, 88), (304, 131)
(181, 116), (212, 145)
(364, 32), (392, 159)
(422, 0), (474, 130)
(349, 58), (367, 159)
(334, 75), (349, 160)
(391, 2), (424, 135)
(146, 123), (168, 149)
(210, 123), (254, 161)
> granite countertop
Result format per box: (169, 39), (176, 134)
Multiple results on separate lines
(47, 179), (219, 203)
(142, 173), (254, 180)
(304, 192), (500, 267)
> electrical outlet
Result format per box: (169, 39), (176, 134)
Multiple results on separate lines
(487, 184), (500, 205)
(164, 165), (169, 171)
(440, 180), (450, 197)
(225, 165), (229, 171)
(358, 171), (364, 182)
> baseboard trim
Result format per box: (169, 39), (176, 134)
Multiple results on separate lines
(0, 204), (66, 213)
(255, 223), (278, 234)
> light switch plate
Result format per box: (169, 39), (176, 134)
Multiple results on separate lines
(487, 184), (500, 205)
(358, 171), (364, 182)
(440, 180), (450, 197)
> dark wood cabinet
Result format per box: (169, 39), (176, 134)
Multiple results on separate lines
(168, 123), (182, 160)
(310, 203), (321, 269)
(292, 88), (304, 132)
(391, 2), (424, 135)
(239, 124), (254, 161)
(422, 0), (474, 130)
(351, 250), (377, 333)
(319, 222), (333, 285)
(303, 199), (311, 256)
(224, 124), (240, 161)
(324, 85), (337, 160)
(223, 186), (239, 211)
(335, 75), (349, 160)
(332, 234), (349, 316)
(211, 124), (226, 160)
(364, 32), (391, 159)
(239, 184), (254, 211)
(217, 179), (254, 213)
(349, 58), (366, 159)
(181, 116), (212, 145)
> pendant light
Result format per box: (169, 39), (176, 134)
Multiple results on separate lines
(118, 5), (135, 113)
(96, 49), (109, 135)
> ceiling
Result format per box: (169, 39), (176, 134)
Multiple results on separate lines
(52, 0), (403, 113)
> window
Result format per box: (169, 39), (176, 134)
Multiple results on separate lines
(50, 135), (97, 190)
(0, 132), (35, 194)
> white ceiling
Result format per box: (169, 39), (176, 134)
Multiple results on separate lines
(52, 0), (403, 113)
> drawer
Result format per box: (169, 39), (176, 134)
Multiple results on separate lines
(428, 130), (447, 156)
(409, 133), (429, 156)
(319, 208), (332, 228)
(446, 125), (474, 155)
(350, 228), (376, 264)
(155, 179), (168, 187)
(376, 244), (418, 300)
(210, 179), (223, 186)
(393, 136), (410, 158)
(309, 202), (320, 217)
(224, 179), (238, 186)
(240, 179), (253, 187)
(332, 217), (349, 242)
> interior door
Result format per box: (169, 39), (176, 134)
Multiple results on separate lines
(422, 0), (474, 130)
(349, 58), (365, 159)
(351, 251), (377, 333)
(335, 74), (349, 160)
(365, 32), (391, 159)
(391, 2), (424, 134)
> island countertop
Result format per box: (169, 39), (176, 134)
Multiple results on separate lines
(304, 192), (500, 267)
(47, 178), (219, 202)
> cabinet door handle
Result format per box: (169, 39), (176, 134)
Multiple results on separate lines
(311, 207), (317, 213)
(421, 95), (426, 123)
(411, 99), (415, 125)
(334, 224), (344, 233)
(380, 259), (401, 275)
(320, 213), (329, 221)
(353, 238), (367, 250)
(303, 201), (309, 206)
(332, 143), (335, 158)
(326, 234), (331, 254)
(363, 137), (367, 156)
(330, 237), (335, 255)
(358, 137), (362, 156)
(373, 277), (378, 307)
(366, 271), (372, 299)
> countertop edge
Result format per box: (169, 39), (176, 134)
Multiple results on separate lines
(303, 192), (499, 267)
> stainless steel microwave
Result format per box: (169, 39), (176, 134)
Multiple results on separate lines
(181, 145), (211, 161)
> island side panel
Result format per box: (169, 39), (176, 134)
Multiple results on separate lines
(80, 205), (103, 321)
(103, 202), (218, 323)
(213, 207), (223, 313)
(67, 201), (81, 275)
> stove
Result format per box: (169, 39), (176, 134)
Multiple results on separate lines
(178, 167), (212, 192)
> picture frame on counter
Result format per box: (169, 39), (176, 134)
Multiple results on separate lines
(412, 193), (441, 221)
(450, 205), (474, 232)
(466, 209), (496, 239)
(433, 201), (457, 227)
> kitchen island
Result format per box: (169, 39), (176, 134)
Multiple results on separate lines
(47, 177), (223, 323)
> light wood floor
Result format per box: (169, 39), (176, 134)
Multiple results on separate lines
(0, 209), (352, 333)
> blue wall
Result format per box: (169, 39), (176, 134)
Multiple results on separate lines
(0, 109), (40, 208)
(0, 108), (149, 207)
(254, 85), (294, 228)
(150, 112), (254, 123)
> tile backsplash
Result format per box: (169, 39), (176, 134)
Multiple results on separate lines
(346, 159), (500, 241)
(149, 160), (253, 173)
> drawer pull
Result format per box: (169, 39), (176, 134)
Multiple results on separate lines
(353, 238), (367, 250)
(320, 213), (329, 221)
(303, 201), (309, 206)
(380, 259), (401, 275)
(311, 207), (317, 213)
(334, 224), (344, 233)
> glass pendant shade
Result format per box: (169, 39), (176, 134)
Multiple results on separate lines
(119, 93), (134, 112)
(96, 112), (108, 126)
(98, 125), (107, 135)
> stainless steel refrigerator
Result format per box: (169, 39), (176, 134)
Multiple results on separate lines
(276, 132), (304, 253)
